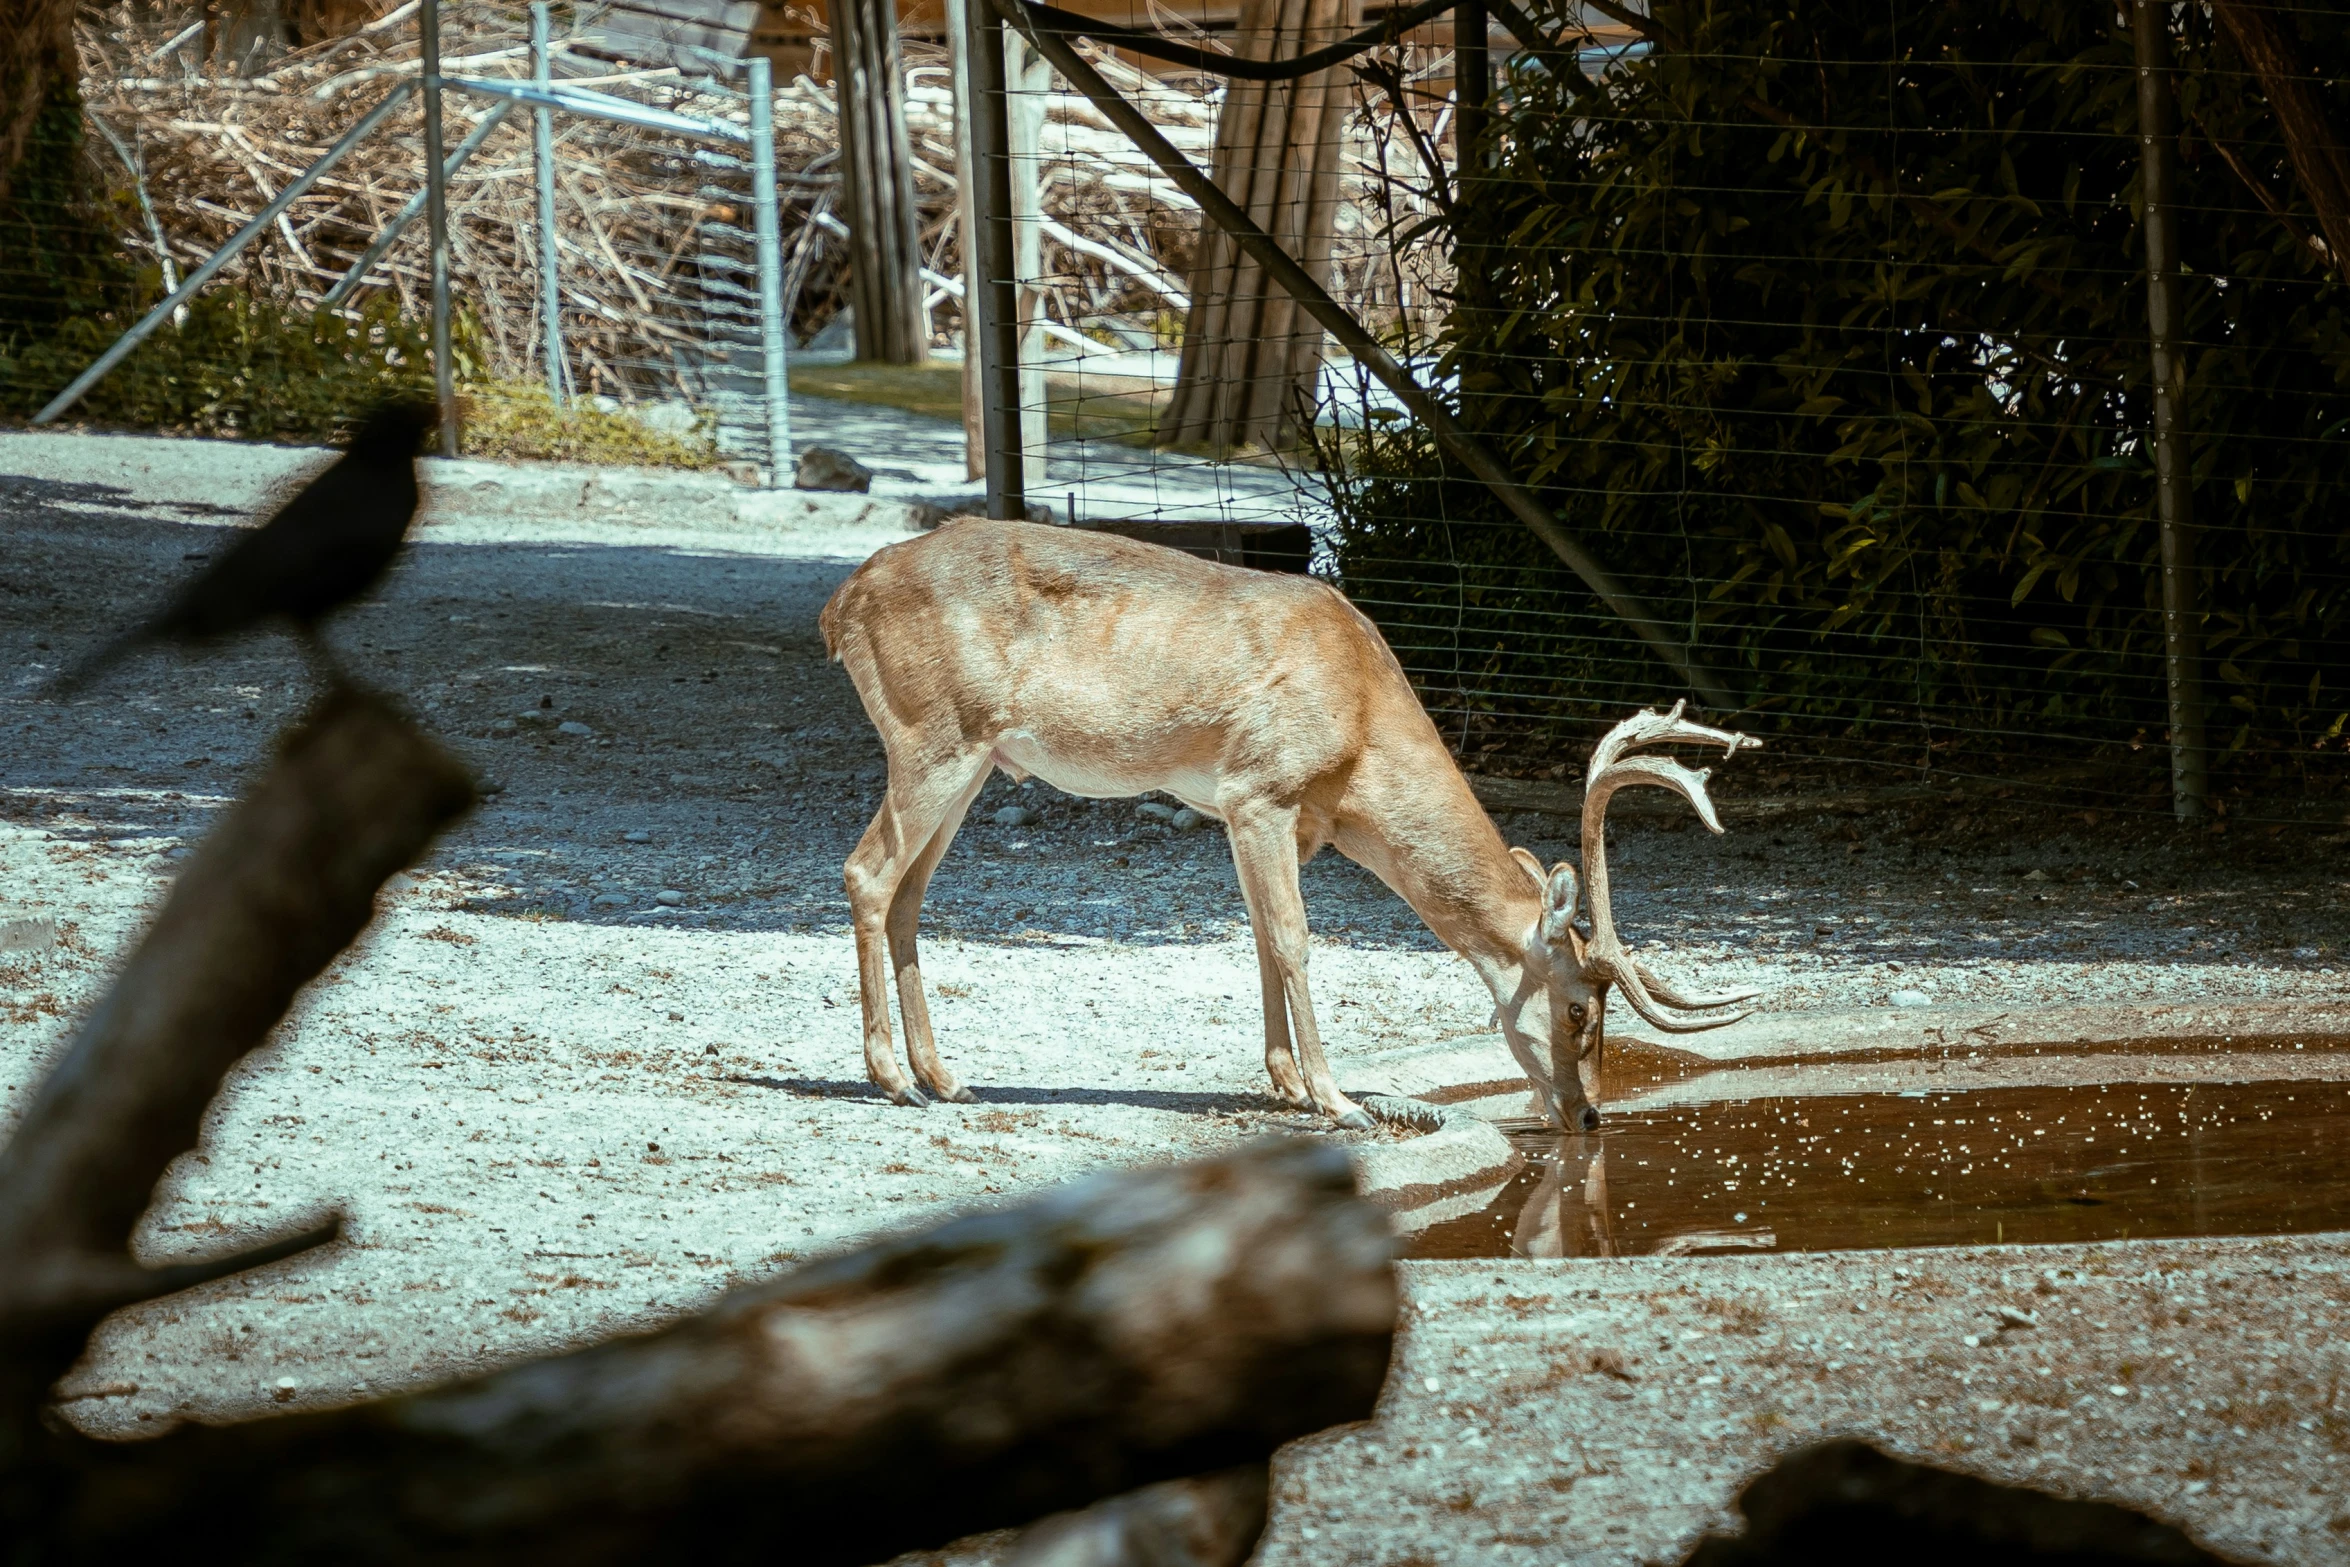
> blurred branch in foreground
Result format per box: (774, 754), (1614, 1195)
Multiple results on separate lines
(0, 683), (1394, 1564)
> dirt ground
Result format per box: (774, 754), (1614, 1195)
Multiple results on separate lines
(3, 430), (2348, 1564)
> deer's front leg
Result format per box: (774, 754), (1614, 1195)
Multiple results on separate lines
(1238, 884), (1310, 1108)
(1226, 806), (1369, 1130)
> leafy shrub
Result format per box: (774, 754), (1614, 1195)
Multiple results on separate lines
(4, 289), (716, 469)
(458, 382), (717, 470)
(1, 286), (433, 443)
(1326, 0), (2350, 794)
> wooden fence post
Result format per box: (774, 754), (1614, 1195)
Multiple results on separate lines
(1157, 0), (1362, 453)
(834, 0), (927, 362)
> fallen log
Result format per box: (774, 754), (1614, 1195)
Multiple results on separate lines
(1007, 1465), (1272, 1567)
(29, 1141), (1390, 1566)
(0, 684), (1393, 1562)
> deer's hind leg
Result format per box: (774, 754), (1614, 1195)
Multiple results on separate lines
(845, 745), (992, 1106)
(888, 762), (991, 1103)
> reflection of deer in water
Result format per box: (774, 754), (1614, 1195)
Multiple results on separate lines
(1513, 1139), (1617, 1259)
(822, 521), (1765, 1129)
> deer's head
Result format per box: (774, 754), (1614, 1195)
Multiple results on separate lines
(1509, 702), (1764, 1131)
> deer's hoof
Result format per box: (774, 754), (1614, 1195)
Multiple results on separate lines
(932, 1083), (976, 1104)
(1332, 1108), (1376, 1132)
(890, 1084), (932, 1108)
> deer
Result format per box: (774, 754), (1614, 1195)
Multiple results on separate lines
(818, 518), (1763, 1132)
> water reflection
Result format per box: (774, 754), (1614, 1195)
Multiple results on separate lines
(1406, 1079), (2350, 1260)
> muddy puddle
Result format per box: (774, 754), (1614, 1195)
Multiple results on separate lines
(1405, 1079), (2350, 1260)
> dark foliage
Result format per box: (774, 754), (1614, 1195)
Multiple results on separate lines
(1323, 0), (2350, 800)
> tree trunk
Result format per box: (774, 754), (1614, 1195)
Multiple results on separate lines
(834, 0), (929, 362)
(0, 0), (79, 205)
(2209, 0), (2350, 287)
(1157, 0), (1361, 454)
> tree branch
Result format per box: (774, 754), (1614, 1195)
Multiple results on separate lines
(2209, 0), (2350, 288)
(2184, 102), (2337, 273)
(0, 690), (1393, 1567)
(0, 685), (473, 1405)
(28, 1141), (1391, 1565)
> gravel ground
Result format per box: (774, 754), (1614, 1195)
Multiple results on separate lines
(4, 430), (2348, 1562)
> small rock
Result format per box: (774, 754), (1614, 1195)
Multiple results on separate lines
(2023, 868), (2050, 882)
(1169, 807), (1210, 832)
(0, 917), (58, 955)
(271, 1377), (300, 1403)
(487, 719), (518, 738)
(1891, 988), (1932, 1009)
(592, 893), (631, 908)
(668, 1010), (686, 1022)
(629, 397), (701, 438)
(796, 445), (873, 492)
(1994, 1305), (2039, 1330)
(994, 804), (1039, 828)
(623, 830), (653, 844)
(1136, 801), (1180, 823)
(557, 720), (594, 737)
(655, 889), (687, 907)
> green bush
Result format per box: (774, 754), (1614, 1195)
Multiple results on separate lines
(1, 286), (434, 443)
(4, 289), (719, 468)
(458, 381), (718, 470)
(1326, 0), (2350, 792)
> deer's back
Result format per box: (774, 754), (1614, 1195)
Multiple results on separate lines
(822, 519), (1429, 798)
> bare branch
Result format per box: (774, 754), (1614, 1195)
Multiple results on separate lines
(0, 686), (472, 1403)
(2209, 0), (2350, 288)
(28, 1141), (1391, 1564)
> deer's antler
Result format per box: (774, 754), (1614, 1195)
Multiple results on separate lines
(1578, 702), (1762, 1033)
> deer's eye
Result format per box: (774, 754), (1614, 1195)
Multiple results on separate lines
(1568, 1002), (1588, 1025)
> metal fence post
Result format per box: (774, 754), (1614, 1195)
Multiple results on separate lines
(747, 53), (793, 488)
(2133, 0), (2208, 822)
(965, 0), (1025, 520)
(530, 2), (567, 407)
(1006, 31), (1050, 501)
(1455, 0), (1487, 431)
(421, 0), (458, 456)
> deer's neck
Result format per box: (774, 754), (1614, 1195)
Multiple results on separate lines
(1333, 752), (1540, 974)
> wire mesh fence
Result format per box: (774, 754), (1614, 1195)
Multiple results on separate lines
(987, 0), (2350, 827)
(10, 0), (2348, 827)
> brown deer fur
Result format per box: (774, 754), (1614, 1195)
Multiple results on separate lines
(821, 519), (1756, 1128)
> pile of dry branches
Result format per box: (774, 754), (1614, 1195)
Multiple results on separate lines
(69, 0), (1453, 407)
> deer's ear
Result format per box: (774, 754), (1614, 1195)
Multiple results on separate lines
(1508, 846), (1547, 893)
(1539, 863), (1581, 948)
